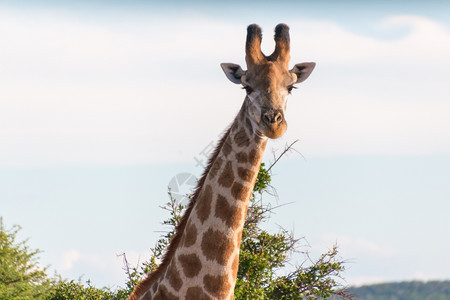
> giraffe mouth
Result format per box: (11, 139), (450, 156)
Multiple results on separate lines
(261, 120), (287, 139)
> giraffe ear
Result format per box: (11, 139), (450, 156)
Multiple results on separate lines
(290, 62), (316, 84)
(221, 63), (246, 85)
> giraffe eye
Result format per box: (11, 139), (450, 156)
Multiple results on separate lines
(287, 85), (296, 94)
(243, 86), (254, 95)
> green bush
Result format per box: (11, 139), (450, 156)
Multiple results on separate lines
(0, 218), (53, 300)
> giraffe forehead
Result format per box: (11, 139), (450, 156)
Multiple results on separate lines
(247, 62), (292, 89)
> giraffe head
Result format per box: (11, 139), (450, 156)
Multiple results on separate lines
(221, 23), (315, 139)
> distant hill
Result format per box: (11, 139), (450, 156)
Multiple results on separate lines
(343, 281), (450, 300)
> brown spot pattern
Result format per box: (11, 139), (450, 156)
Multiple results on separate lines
(141, 290), (152, 300)
(215, 194), (243, 230)
(237, 167), (254, 181)
(153, 284), (177, 300)
(186, 286), (213, 300)
(239, 108), (247, 122)
(166, 261), (182, 291)
(178, 254), (202, 278)
(183, 221), (198, 247)
(222, 140), (232, 157)
(203, 273), (232, 299)
(234, 127), (250, 148)
(152, 290), (162, 300)
(196, 184), (212, 223)
(235, 151), (248, 163)
(209, 157), (223, 179)
(231, 182), (250, 200)
(201, 228), (235, 265)
(218, 161), (234, 188)
(248, 148), (262, 165)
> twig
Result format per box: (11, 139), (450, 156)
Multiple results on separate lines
(267, 140), (302, 172)
(119, 253), (134, 283)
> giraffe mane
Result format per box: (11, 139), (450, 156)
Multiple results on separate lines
(128, 125), (233, 300)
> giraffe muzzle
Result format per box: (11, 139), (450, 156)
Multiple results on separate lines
(261, 108), (287, 139)
(262, 109), (283, 126)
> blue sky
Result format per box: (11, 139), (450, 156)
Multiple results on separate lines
(1, 0), (450, 288)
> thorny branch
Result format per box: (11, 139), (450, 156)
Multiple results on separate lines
(120, 253), (133, 284)
(267, 139), (303, 172)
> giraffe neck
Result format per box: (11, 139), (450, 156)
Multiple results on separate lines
(130, 99), (268, 300)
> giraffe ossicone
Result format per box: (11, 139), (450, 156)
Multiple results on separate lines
(128, 23), (315, 300)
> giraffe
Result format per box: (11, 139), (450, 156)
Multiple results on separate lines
(128, 23), (315, 300)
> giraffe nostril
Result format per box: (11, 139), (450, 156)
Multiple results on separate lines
(263, 114), (272, 124)
(262, 109), (283, 125)
(274, 112), (283, 124)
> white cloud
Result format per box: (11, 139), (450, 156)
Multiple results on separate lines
(0, 8), (243, 83)
(289, 94), (450, 156)
(1, 8), (449, 167)
(284, 15), (450, 157)
(60, 250), (81, 271)
(289, 15), (450, 66)
(318, 233), (397, 259)
(310, 234), (400, 286)
(345, 275), (391, 287)
(55, 249), (135, 287)
(346, 270), (450, 287)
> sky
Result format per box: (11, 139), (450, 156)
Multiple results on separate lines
(1, 0), (450, 289)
